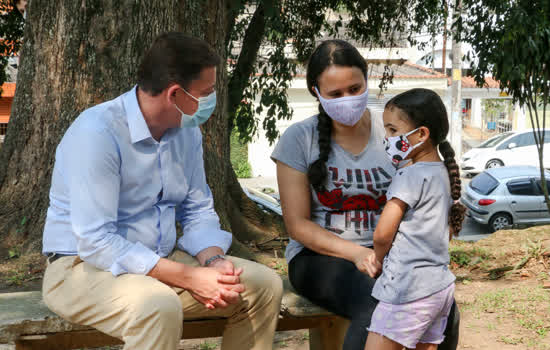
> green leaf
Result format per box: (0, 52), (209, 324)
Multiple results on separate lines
(8, 248), (19, 259)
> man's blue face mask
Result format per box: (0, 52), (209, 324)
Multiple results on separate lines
(174, 88), (217, 128)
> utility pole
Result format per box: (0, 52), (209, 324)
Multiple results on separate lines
(450, 0), (462, 156)
(431, 35), (436, 71)
(442, 1), (448, 74)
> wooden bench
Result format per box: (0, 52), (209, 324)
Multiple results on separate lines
(0, 278), (349, 350)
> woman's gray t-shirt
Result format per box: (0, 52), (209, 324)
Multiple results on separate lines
(372, 162), (456, 304)
(271, 113), (396, 262)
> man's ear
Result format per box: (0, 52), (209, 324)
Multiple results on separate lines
(165, 84), (180, 105)
(419, 126), (431, 142)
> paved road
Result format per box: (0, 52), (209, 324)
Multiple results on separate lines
(456, 218), (492, 242)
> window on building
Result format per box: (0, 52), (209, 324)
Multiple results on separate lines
(0, 123), (7, 136)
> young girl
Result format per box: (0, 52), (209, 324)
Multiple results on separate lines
(362, 88), (466, 350)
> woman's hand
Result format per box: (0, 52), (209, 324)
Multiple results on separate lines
(366, 253), (382, 278)
(354, 247), (381, 278)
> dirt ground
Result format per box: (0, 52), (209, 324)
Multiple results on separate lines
(2, 225), (550, 349)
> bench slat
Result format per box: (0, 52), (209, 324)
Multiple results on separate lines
(1, 277), (335, 345)
(12, 315), (342, 350)
(15, 330), (122, 350)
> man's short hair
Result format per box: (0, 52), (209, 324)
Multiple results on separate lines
(137, 32), (221, 96)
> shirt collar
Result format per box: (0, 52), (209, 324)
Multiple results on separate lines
(123, 85), (153, 144)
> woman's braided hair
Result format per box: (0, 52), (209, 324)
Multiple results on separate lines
(306, 40), (368, 192)
(385, 88), (466, 238)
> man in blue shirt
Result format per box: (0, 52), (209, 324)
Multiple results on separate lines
(42, 32), (283, 350)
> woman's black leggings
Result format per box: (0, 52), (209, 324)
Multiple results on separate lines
(289, 248), (460, 350)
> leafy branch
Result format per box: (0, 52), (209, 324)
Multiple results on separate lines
(227, 0), (448, 144)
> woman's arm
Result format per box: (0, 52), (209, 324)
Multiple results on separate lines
(372, 198), (407, 263)
(277, 161), (371, 263)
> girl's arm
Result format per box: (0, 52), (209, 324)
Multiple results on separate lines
(276, 161), (372, 263)
(373, 198), (407, 263)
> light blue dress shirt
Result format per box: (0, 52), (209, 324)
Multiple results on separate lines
(42, 86), (232, 276)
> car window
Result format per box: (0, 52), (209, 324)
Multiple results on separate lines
(497, 134), (522, 150)
(544, 132), (550, 144)
(470, 172), (500, 195)
(535, 179), (550, 195)
(517, 132), (536, 147)
(507, 178), (539, 196)
(477, 132), (513, 149)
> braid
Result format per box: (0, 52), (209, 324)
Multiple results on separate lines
(439, 141), (467, 239)
(307, 106), (332, 192)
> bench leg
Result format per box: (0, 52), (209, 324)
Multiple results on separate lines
(309, 316), (349, 350)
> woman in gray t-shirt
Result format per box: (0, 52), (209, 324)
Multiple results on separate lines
(272, 40), (460, 350)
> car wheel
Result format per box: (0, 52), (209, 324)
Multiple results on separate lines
(488, 213), (512, 233)
(485, 159), (504, 169)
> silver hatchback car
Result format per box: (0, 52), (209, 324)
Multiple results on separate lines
(461, 166), (550, 232)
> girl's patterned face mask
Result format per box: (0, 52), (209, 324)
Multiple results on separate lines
(383, 128), (423, 168)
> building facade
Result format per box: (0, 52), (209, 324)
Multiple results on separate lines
(0, 82), (15, 143)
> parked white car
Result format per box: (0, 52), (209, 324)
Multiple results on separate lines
(461, 129), (550, 175)
(242, 186), (282, 216)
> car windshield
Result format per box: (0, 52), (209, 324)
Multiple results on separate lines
(470, 172), (500, 195)
(476, 132), (513, 148)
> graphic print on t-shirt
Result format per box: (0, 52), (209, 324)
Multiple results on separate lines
(316, 166), (392, 235)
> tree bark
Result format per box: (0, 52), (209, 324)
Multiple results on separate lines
(227, 1), (271, 131)
(0, 0), (284, 258)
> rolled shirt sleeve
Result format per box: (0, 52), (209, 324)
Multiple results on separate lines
(176, 132), (232, 256)
(386, 167), (424, 209)
(66, 124), (160, 276)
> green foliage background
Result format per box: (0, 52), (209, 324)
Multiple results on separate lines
(230, 129), (252, 178)
(0, 0), (24, 91)
(226, 0), (448, 144)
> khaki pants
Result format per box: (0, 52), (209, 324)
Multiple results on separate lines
(42, 250), (283, 350)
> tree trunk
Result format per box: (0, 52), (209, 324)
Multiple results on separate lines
(0, 0), (283, 259)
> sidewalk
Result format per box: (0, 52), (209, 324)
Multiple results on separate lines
(455, 234), (489, 242)
(238, 176), (278, 191)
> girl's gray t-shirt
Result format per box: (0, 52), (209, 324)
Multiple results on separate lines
(372, 162), (456, 304)
(271, 113), (396, 262)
